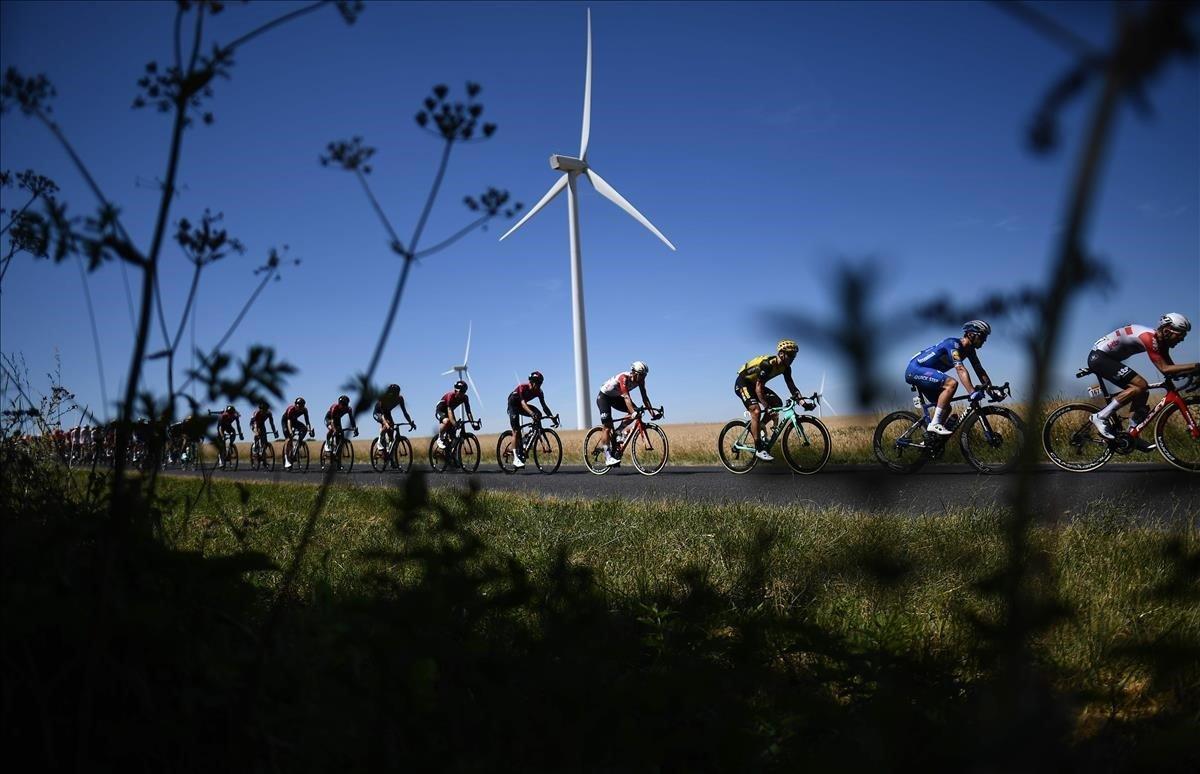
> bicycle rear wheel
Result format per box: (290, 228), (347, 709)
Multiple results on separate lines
(533, 428), (563, 474)
(458, 433), (481, 473)
(1154, 395), (1200, 472)
(631, 424), (669, 476)
(873, 411), (928, 474)
(370, 437), (388, 473)
(497, 431), (518, 474)
(717, 419), (758, 474)
(781, 416), (831, 474)
(428, 437), (449, 473)
(582, 427), (611, 475)
(959, 406), (1023, 474)
(1042, 403), (1112, 472)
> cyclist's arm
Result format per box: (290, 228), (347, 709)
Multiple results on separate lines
(782, 367), (801, 397)
(269, 416), (277, 435)
(348, 410), (358, 432)
(954, 362), (977, 392)
(398, 397), (413, 424)
(1148, 346), (1193, 376)
(967, 352), (990, 388)
(464, 398), (475, 422)
(637, 383), (652, 410)
(538, 396), (552, 416)
(235, 418), (244, 438)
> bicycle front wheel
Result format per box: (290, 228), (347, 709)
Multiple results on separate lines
(227, 443), (239, 472)
(260, 440), (275, 472)
(394, 436), (413, 473)
(873, 411), (927, 474)
(959, 406), (1024, 474)
(497, 431), (518, 474)
(294, 440), (310, 472)
(631, 424), (669, 476)
(370, 438), (388, 473)
(533, 428), (563, 474)
(782, 416), (831, 474)
(717, 419), (758, 474)
(340, 438), (354, 473)
(582, 427), (611, 475)
(1042, 403), (1112, 472)
(458, 433), (481, 473)
(1154, 395), (1200, 472)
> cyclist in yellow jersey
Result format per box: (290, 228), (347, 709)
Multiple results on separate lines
(734, 339), (803, 461)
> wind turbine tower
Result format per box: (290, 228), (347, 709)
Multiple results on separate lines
(499, 8), (676, 429)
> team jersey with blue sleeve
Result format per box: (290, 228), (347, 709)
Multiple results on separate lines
(910, 337), (974, 373)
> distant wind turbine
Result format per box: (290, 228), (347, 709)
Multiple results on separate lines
(442, 322), (482, 405)
(814, 372), (838, 418)
(498, 8), (676, 429)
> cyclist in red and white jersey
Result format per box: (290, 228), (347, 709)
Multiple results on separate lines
(281, 398), (313, 470)
(1088, 313), (1197, 439)
(214, 405), (243, 470)
(324, 395), (359, 450)
(597, 361), (659, 467)
(249, 400), (277, 449)
(435, 380), (475, 450)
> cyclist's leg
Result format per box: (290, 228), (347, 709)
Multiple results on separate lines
(1089, 351), (1144, 421)
(735, 380), (762, 443)
(507, 396), (528, 459)
(762, 388), (783, 436)
(597, 393), (617, 449)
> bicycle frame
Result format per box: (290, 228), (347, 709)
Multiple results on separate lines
(515, 415), (558, 455)
(611, 407), (661, 456)
(732, 397), (817, 452)
(1082, 370), (1199, 441)
(896, 382), (1013, 451)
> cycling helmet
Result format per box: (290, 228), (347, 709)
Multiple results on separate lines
(630, 361), (649, 375)
(777, 339), (799, 355)
(258, 400), (268, 410)
(386, 383), (401, 394)
(294, 397), (305, 407)
(529, 370), (544, 384)
(337, 395), (350, 405)
(963, 320), (991, 337)
(1160, 312), (1192, 334)
(454, 380), (468, 392)
(225, 405), (236, 413)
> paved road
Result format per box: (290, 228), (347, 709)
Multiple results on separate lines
(169, 462), (1199, 522)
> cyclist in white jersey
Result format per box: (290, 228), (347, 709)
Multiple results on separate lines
(597, 361), (659, 467)
(1087, 312), (1197, 440)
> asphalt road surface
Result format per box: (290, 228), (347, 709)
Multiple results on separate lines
(169, 462), (1199, 523)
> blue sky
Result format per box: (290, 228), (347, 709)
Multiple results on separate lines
(2, 1), (1197, 429)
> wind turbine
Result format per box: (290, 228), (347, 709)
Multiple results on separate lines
(442, 321), (481, 405)
(814, 372), (838, 418)
(499, 8), (676, 429)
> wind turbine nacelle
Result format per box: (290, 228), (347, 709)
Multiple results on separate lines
(549, 154), (587, 172)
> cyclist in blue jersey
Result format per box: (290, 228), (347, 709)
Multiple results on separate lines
(905, 320), (994, 435)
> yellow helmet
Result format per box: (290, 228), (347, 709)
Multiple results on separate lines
(777, 339), (798, 355)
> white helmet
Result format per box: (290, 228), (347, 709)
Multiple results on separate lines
(630, 360), (649, 375)
(1160, 312), (1192, 334)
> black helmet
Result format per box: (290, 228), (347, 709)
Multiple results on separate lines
(258, 400), (268, 410)
(454, 380), (468, 392)
(337, 395), (350, 405)
(226, 405), (236, 413)
(529, 370), (544, 384)
(294, 397), (305, 406)
(386, 383), (401, 394)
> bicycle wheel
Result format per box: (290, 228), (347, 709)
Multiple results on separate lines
(260, 441), (275, 472)
(370, 438), (388, 473)
(533, 428), (563, 474)
(959, 406), (1023, 474)
(582, 427), (611, 475)
(717, 419), (758, 474)
(428, 437), (449, 473)
(1042, 403), (1112, 472)
(339, 437), (354, 473)
(249, 441), (261, 471)
(782, 415), (831, 474)
(497, 431), (518, 474)
(873, 411), (928, 473)
(227, 442), (239, 472)
(631, 424), (669, 476)
(295, 440), (310, 472)
(1154, 395), (1200, 473)
(458, 433), (481, 473)
(394, 436), (413, 473)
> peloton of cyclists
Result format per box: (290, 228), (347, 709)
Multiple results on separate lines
(734, 339), (804, 462)
(282, 397), (313, 470)
(375, 384), (415, 465)
(1088, 313), (1197, 441)
(597, 360), (659, 468)
(325, 395), (359, 451)
(905, 320), (994, 436)
(507, 370), (556, 469)
(435, 380), (476, 452)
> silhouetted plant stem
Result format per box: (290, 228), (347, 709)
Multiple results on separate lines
(0, 192), (37, 236)
(75, 255), (109, 417)
(413, 214), (490, 259)
(356, 170), (406, 253)
(224, 1), (329, 53)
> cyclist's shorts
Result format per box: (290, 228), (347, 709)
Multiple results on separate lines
(596, 393), (626, 425)
(507, 393), (539, 432)
(1087, 350), (1138, 388)
(734, 379), (780, 409)
(435, 401), (449, 423)
(905, 363), (948, 401)
(287, 421), (308, 436)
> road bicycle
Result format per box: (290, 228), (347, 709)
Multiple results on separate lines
(216, 429), (241, 471)
(370, 422), (416, 473)
(429, 418), (482, 473)
(1042, 369), (1199, 473)
(717, 395), (831, 474)
(283, 428), (313, 472)
(250, 430), (277, 472)
(874, 382), (1023, 474)
(497, 414), (562, 474)
(320, 425), (357, 473)
(178, 438), (200, 471)
(583, 406), (668, 476)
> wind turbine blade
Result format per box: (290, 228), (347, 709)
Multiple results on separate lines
(441, 368), (456, 376)
(584, 169), (676, 250)
(463, 321), (473, 365)
(822, 396), (838, 415)
(819, 372), (826, 395)
(499, 174), (569, 242)
(580, 8), (592, 160)
(466, 370), (481, 401)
